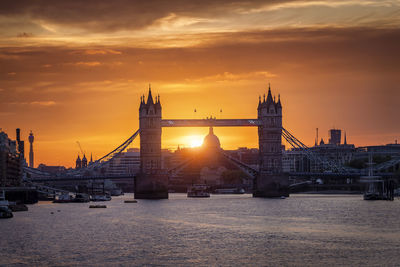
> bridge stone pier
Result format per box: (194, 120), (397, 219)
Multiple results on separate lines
(135, 85), (289, 199)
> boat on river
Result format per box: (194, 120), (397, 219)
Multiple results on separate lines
(90, 194), (112, 202)
(0, 191), (13, 218)
(73, 193), (90, 203)
(187, 184), (210, 198)
(0, 206), (13, 219)
(214, 188), (245, 194)
(53, 193), (73, 203)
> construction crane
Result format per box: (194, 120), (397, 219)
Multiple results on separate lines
(76, 141), (84, 156)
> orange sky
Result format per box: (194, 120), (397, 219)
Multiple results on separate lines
(1, 1), (399, 167)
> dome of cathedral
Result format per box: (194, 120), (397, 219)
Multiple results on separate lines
(203, 127), (221, 149)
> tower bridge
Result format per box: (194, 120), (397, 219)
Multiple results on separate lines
(25, 84), (397, 198)
(135, 84), (287, 199)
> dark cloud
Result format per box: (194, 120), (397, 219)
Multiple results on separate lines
(17, 32), (33, 37)
(0, 0), (297, 32)
(1, 27), (399, 83)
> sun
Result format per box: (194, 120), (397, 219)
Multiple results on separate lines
(184, 135), (204, 148)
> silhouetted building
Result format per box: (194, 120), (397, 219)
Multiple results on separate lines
(82, 154), (88, 168)
(0, 130), (22, 187)
(16, 128), (25, 160)
(225, 147), (259, 169)
(76, 155), (82, 169)
(283, 131), (356, 173)
(38, 164), (66, 174)
(329, 129), (341, 145)
(106, 148), (140, 175)
(203, 127), (221, 149)
(28, 131), (34, 168)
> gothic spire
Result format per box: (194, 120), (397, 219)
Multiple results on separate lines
(155, 93), (161, 110)
(277, 94), (282, 108)
(266, 84), (273, 105)
(146, 84), (154, 105)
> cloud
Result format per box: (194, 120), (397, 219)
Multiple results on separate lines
(83, 49), (122, 55)
(187, 71), (277, 82)
(8, 101), (57, 106)
(0, 0), (275, 32)
(2, 0), (396, 39)
(17, 32), (33, 38)
(30, 101), (57, 106)
(69, 49), (122, 55)
(71, 61), (102, 66)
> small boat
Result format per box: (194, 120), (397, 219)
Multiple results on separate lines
(110, 188), (124, 196)
(214, 188), (245, 194)
(53, 193), (73, 203)
(0, 190), (9, 207)
(0, 206), (13, 219)
(9, 203), (28, 212)
(73, 193), (90, 203)
(124, 200), (138, 203)
(187, 184), (210, 198)
(90, 194), (112, 202)
(363, 191), (381, 200)
(89, 205), (107, 208)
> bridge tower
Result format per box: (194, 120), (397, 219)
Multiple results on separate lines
(135, 86), (168, 199)
(254, 85), (289, 197)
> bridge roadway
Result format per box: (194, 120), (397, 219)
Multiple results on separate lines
(28, 171), (395, 183)
(288, 172), (393, 177)
(161, 119), (260, 127)
(29, 174), (135, 183)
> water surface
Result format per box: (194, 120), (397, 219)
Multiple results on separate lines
(1, 194), (400, 266)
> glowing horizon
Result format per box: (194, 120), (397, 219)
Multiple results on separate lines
(1, 0), (399, 168)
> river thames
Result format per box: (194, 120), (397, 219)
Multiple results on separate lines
(1, 194), (400, 266)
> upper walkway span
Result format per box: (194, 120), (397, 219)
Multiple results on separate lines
(161, 119), (260, 127)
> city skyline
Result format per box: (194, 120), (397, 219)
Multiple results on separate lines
(1, 1), (399, 167)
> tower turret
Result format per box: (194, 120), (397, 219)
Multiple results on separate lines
(136, 85), (168, 199)
(82, 154), (87, 168)
(254, 84), (288, 197)
(76, 155), (82, 169)
(139, 85), (162, 174)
